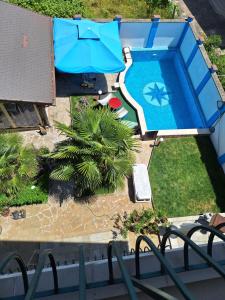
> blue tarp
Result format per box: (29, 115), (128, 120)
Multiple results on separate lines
(53, 18), (125, 74)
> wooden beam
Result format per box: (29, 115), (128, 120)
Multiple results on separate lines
(33, 104), (43, 126)
(0, 103), (16, 128)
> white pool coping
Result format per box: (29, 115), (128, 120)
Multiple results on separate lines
(119, 48), (210, 137)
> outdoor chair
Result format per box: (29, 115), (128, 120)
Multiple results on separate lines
(98, 93), (113, 106)
(132, 164), (152, 202)
(115, 107), (128, 119)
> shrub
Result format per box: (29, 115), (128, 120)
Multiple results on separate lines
(204, 35), (225, 90)
(0, 133), (49, 208)
(10, 184), (48, 206)
(114, 208), (169, 238)
(204, 35), (222, 52)
(8, 0), (86, 18)
(0, 134), (38, 198)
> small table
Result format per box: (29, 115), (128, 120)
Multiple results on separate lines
(108, 97), (122, 109)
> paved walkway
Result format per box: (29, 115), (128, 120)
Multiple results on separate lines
(20, 97), (71, 150)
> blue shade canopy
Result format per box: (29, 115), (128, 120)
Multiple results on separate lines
(53, 18), (125, 74)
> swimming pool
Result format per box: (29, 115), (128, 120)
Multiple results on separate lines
(125, 49), (206, 131)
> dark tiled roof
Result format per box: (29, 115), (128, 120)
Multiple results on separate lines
(0, 1), (55, 104)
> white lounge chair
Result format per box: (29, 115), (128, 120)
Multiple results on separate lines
(132, 164), (152, 202)
(97, 93), (113, 106)
(116, 107), (128, 119)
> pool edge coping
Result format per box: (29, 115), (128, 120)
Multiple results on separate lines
(119, 48), (147, 136)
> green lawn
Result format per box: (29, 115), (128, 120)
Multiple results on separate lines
(149, 137), (225, 217)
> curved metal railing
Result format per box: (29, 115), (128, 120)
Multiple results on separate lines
(135, 235), (195, 300)
(108, 241), (137, 300)
(108, 240), (178, 300)
(1, 224), (225, 300)
(0, 252), (29, 295)
(161, 229), (225, 280)
(24, 249), (58, 300)
(207, 222), (225, 256)
(184, 224), (225, 268)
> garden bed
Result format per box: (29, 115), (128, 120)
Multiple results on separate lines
(149, 136), (225, 217)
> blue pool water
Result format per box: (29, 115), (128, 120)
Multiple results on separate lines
(125, 50), (206, 130)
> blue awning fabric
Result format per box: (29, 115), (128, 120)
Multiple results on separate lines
(53, 18), (125, 74)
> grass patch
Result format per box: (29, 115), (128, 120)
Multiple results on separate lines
(84, 0), (176, 19)
(149, 137), (225, 217)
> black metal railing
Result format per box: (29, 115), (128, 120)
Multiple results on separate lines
(108, 241), (138, 299)
(79, 246), (87, 300)
(161, 228), (225, 279)
(0, 252), (29, 296)
(24, 250), (58, 300)
(184, 224), (225, 268)
(135, 235), (194, 300)
(1, 223), (225, 300)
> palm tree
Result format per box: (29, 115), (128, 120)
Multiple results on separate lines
(0, 133), (38, 197)
(47, 106), (139, 195)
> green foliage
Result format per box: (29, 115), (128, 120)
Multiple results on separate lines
(114, 209), (169, 238)
(8, 0), (86, 18)
(204, 35), (225, 89)
(144, 0), (169, 14)
(149, 137), (225, 217)
(9, 0), (177, 19)
(204, 35), (222, 52)
(46, 106), (139, 196)
(85, 0), (175, 19)
(0, 134), (49, 208)
(0, 133), (38, 198)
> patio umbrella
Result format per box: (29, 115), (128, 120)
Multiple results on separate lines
(53, 18), (125, 74)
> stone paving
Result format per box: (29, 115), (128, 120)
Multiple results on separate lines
(20, 97), (71, 151)
(0, 138), (154, 244)
(0, 184), (151, 242)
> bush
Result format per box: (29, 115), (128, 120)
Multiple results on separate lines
(114, 208), (169, 238)
(204, 35), (222, 52)
(0, 133), (38, 198)
(0, 133), (49, 208)
(204, 35), (225, 90)
(10, 184), (48, 206)
(8, 0), (86, 18)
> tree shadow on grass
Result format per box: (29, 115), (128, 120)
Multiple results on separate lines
(195, 136), (225, 212)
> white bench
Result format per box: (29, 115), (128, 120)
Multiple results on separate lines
(132, 164), (152, 202)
